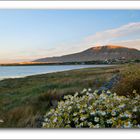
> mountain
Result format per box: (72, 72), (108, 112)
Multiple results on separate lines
(34, 45), (140, 63)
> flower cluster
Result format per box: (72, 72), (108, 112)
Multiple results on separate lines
(43, 88), (140, 128)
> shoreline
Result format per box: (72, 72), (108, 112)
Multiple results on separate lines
(0, 64), (114, 81)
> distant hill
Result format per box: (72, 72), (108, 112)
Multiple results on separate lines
(34, 45), (140, 63)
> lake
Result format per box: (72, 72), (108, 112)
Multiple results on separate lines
(0, 65), (112, 80)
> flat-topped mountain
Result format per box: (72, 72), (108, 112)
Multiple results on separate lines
(34, 45), (140, 63)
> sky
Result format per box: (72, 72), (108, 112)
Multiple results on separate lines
(0, 10), (140, 63)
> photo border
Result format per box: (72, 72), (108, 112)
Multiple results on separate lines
(0, 1), (140, 139)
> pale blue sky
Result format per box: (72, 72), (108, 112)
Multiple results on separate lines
(0, 10), (140, 63)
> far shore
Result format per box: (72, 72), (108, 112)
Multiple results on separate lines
(0, 64), (115, 81)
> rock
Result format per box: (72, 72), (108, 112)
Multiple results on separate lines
(0, 119), (4, 123)
(97, 74), (120, 94)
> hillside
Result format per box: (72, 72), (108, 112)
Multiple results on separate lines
(34, 45), (140, 63)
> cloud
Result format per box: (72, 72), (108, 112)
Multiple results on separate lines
(31, 22), (140, 59)
(23, 22), (140, 60)
(3, 22), (140, 62)
(85, 22), (140, 46)
(111, 39), (140, 50)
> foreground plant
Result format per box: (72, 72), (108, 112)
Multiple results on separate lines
(43, 89), (140, 128)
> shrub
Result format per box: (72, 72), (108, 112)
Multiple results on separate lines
(43, 89), (140, 128)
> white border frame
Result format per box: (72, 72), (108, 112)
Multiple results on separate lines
(0, 1), (140, 139)
(0, 1), (139, 9)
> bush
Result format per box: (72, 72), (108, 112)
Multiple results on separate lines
(43, 89), (140, 128)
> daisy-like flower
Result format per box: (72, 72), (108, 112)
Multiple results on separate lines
(73, 112), (78, 116)
(68, 106), (72, 110)
(94, 124), (100, 128)
(94, 117), (99, 122)
(101, 111), (106, 116)
(106, 119), (112, 124)
(133, 107), (137, 112)
(119, 104), (126, 109)
(88, 88), (92, 92)
(111, 110), (117, 116)
(80, 115), (87, 121)
(90, 111), (96, 116)
(73, 117), (79, 123)
(123, 121), (132, 128)
(53, 117), (57, 123)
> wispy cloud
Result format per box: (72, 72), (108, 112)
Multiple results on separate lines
(3, 22), (140, 62)
(85, 22), (140, 46)
(42, 22), (140, 58)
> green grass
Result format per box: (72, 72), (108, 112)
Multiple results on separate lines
(0, 64), (139, 128)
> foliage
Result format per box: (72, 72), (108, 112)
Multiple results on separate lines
(0, 66), (116, 127)
(113, 64), (140, 96)
(43, 89), (140, 128)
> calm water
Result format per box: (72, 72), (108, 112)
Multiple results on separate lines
(0, 65), (112, 80)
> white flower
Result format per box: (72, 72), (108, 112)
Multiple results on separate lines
(82, 88), (87, 93)
(123, 122), (133, 128)
(88, 88), (92, 92)
(137, 124), (140, 128)
(68, 106), (72, 110)
(94, 124), (100, 128)
(94, 117), (99, 122)
(53, 117), (57, 123)
(80, 115), (87, 121)
(119, 104), (126, 109)
(101, 111), (106, 116)
(0, 119), (4, 123)
(44, 118), (48, 122)
(90, 111), (96, 115)
(73, 112), (77, 116)
(80, 109), (85, 113)
(74, 92), (79, 97)
(111, 110), (116, 116)
(88, 122), (93, 126)
(73, 117), (78, 123)
(106, 119), (112, 124)
(133, 107), (137, 112)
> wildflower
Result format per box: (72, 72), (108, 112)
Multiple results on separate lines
(74, 92), (79, 97)
(90, 111), (96, 116)
(88, 106), (93, 110)
(44, 118), (49, 122)
(80, 109), (85, 113)
(133, 90), (137, 94)
(73, 112), (77, 116)
(137, 124), (140, 128)
(123, 121), (132, 128)
(53, 117), (57, 123)
(73, 117), (79, 123)
(88, 88), (92, 92)
(111, 110), (117, 116)
(124, 111), (132, 118)
(101, 111), (106, 116)
(0, 119), (4, 123)
(106, 119), (112, 124)
(68, 106), (72, 110)
(79, 122), (84, 127)
(82, 88), (87, 93)
(80, 115), (87, 121)
(119, 104), (126, 109)
(94, 124), (100, 128)
(133, 107), (137, 112)
(88, 122), (93, 127)
(94, 117), (99, 122)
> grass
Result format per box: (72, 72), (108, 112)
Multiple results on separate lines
(0, 64), (139, 128)
(112, 63), (140, 96)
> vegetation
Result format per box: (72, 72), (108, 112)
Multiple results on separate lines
(0, 63), (140, 128)
(112, 64), (140, 96)
(43, 89), (140, 128)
